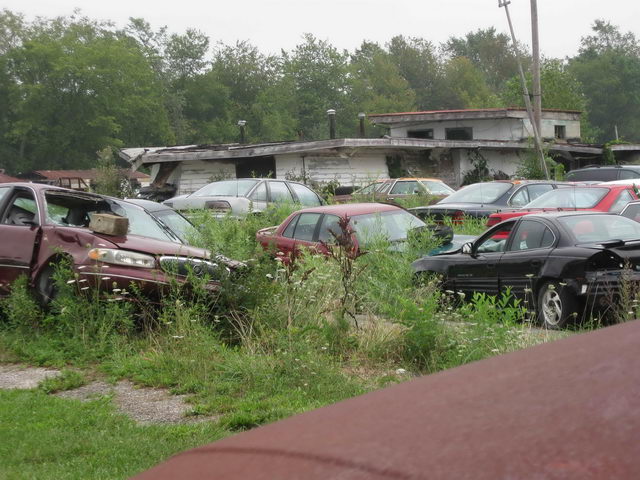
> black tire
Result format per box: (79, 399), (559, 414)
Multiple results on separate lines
(536, 281), (580, 329)
(35, 265), (58, 307)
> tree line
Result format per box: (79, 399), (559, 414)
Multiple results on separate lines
(1, 9), (638, 174)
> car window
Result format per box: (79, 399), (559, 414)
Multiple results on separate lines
(609, 190), (634, 213)
(3, 191), (37, 226)
(378, 182), (393, 194)
(292, 213), (321, 242)
(269, 181), (294, 203)
(440, 182), (512, 204)
(282, 215), (299, 238)
(289, 183), (321, 206)
(318, 214), (341, 243)
(508, 220), (555, 251)
(618, 169), (640, 180)
(351, 210), (425, 244)
(390, 181), (421, 195)
(192, 179), (259, 197)
(356, 183), (378, 195)
(0, 186), (10, 204)
(249, 182), (268, 202)
(475, 224), (514, 254)
(621, 203), (640, 223)
(560, 215), (640, 243)
(421, 181), (455, 195)
(527, 184), (554, 201)
(509, 188), (529, 207)
(526, 188), (609, 209)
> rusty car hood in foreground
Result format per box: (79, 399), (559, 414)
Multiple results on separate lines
(133, 321), (640, 479)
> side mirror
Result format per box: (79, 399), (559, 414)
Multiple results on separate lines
(462, 242), (473, 255)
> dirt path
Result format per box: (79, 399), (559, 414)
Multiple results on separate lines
(0, 364), (215, 424)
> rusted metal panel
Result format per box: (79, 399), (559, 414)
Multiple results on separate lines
(133, 321), (640, 480)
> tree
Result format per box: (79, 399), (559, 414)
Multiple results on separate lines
(386, 35), (445, 110)
(1, 13), (172, 172)
(569, 20), (640, 142)
(443, 27), (526, 92)
(441, 57), (501, 109)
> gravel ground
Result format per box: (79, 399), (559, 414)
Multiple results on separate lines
(0, 364), (216, 424)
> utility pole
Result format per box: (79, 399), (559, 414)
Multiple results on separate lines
(531, 0), (542, 137)
(498, 0), (550, 180)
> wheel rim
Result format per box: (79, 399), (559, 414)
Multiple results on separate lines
(542, 288), (562, 326)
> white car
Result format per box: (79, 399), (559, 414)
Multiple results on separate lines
(163, 179), (324, 217)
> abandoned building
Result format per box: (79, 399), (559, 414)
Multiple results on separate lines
(120, 108), (640, 196)
(15, 169), (151, 191)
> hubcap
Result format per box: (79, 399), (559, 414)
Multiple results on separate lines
(542, 288), (562, 326)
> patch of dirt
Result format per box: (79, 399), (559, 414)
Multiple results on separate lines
(0, 364), (61, 389)
(0, 364), (216, 424)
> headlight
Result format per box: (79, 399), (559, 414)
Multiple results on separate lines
(88, 248), (156, 268)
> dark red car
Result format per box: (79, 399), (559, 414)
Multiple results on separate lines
(256, 203), (426, 259)
(486, 184), (637, 227)
(0, 183), (237, 302)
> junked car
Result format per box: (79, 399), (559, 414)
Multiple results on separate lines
(409, 180), (572, 222)
(163, 179), (324, 217)
(0, 183), (239, 303)
(485, 184), (637, 227)
(412, 212), (640, 328)
(256, 203), (473, 260)
(332, 178), (455, 204)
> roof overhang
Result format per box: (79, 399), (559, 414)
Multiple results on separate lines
(121, 138), (605, 167)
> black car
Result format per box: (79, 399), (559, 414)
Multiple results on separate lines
(565, 165), (640, 182)
(409, 180), (570, 221)
(412, 212), (640, 328)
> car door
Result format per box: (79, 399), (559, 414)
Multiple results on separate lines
(498, 219), (556, 300)
(247, 181), (269, 212)
(449, 221), (515, 297)
(0, 187), (41, 292)
(267, 181), (295, 206)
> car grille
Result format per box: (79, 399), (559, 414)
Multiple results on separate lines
(159, 256), (221, 279)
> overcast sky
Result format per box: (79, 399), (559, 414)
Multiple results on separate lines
(3, 0), (639, 58)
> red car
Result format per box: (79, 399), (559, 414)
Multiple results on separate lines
(0, 183), (238, 303)
(486, 184), (637, 227)
(256, 203), (426, 259)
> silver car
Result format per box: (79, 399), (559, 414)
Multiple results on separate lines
(163, 179), (324, 217)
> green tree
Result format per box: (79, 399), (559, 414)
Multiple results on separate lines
(443, 27), (526, 92)
(441, 56), (501, 109)
(569, 20), (640, 142)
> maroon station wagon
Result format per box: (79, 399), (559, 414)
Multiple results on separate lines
(256, 203), (425, 259)
(0, 183), (237, 302)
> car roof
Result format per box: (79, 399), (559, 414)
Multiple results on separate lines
(133, 321), (640, 480)
(394, 177), (446, 182)
(123, 198), (173, 212)
(518, 210), (624, 221)
(290, 203), (402, 216)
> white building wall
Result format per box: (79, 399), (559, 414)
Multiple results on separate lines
(523, 118), (581, 140)
(275, 153), (389, 186)
(452, 149), (522, 186)
(390, 118), (525, 141)
(175, 160), (236, 195)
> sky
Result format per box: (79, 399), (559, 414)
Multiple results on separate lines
(3, 0), (639, 58)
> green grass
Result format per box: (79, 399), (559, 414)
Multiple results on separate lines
(0, 389), (226, 480)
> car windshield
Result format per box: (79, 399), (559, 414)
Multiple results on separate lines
(351, 210), (426, 244)
(192, 179), (259, 198)
(439, 182), (512, 204)
(559, 214), (640, 243)
(110, 201), (178, 243)
(152, 209), (197, 244)
(526, 188), (608, 209)
(422, 180), (455, 195)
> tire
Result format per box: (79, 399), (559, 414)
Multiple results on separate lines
(35, 265), (58, 307)
(536, 281), (580, 329)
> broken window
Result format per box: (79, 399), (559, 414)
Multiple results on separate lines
(445, 127), (473, 140)
(554, 125), (566, 140)
(407, 129), (434, 139)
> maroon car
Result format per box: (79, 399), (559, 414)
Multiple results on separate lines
(0, 183), (237, 302)
(256, 203), (426, 260)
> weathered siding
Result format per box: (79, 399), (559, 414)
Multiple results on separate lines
(176, 160), (236, 195)
(454, 149), (522, 186)
(275, 153), (389, 186)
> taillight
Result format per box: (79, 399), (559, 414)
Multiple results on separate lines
(205, 200), (231, 212)
(486, 216), (501, 227)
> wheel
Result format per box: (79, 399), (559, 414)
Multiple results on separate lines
(536, 281), (580, 329)
(35, 265), (58, 307)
